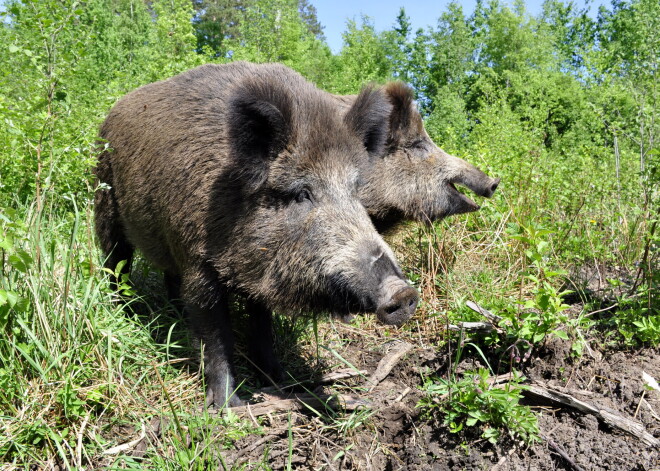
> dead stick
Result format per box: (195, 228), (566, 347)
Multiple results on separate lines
(448, 321), (494, 332)
(466, 301), (503, 323)
(365, 341), (413, 390)
(490, 446), (516, 471)
(232, 428), (287, 462)
(546, 437), (586, 471)
(319, 368), (367, 383)
(213, 393), (370, 417)
(394, 387), (411, 402)
(525, 383), (659, 447)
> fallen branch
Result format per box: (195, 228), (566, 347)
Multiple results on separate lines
(231, 428), (288, 464)
(466, 301), (503, 323)
(103, 423), (146, 455)
(394, 387), (411, 402)
(490, 445), (517, 471)
(448, 321), (494, 333)
(220, 392), (371, 418)
(365, 340), (414, 390)
(526, 383), (659, 448)
(319, 368), (367, 383)
(132, 416), (167, 458)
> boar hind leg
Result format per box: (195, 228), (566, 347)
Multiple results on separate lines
(183, 270), (242, 408)
(246, 299), (283, 384)
(94, 183), (133, 290)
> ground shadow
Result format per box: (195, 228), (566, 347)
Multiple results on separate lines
(121, 257), (330, 403)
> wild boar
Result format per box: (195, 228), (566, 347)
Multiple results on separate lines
(334, 82), (500, 232)
(94, 62), (419, 407)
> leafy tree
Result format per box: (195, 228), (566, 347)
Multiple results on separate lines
(595, 0), (659, 178)
(381, 8), (413, 83)
(326, 16), (393, 94)
(298, 0), (324, 40)
(227, 0), (331, 83)
(539, 0), (596, 73)
(192, 0), (323, 57)
(0, 0), (203, 203)
(192, 0), (252, 56)
(428, 3), (474, 98)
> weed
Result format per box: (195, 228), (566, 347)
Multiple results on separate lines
(418, 368), (540, 445)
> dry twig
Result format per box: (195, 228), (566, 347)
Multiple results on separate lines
(526, 383), (659, 448)
(318, 368), (367, 383)
(216, 393), (371, 418)
(103, 423), (146, 455)
(466, 301), (503, 323)
(546, 437), (586, 471)
(365, 340), (414, 390)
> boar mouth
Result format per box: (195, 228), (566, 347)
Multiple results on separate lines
(446, 174), (500, 216)
(447, 182), (480, 214)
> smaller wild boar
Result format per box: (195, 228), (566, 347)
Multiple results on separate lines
(334, 82), (500, 232)
(94, 62), (419, 407)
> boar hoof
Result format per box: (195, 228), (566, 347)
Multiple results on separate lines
(205, 383), (243, 408)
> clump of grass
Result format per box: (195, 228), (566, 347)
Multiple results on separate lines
(0, 198), (259, 468)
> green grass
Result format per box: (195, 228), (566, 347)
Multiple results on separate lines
(0, 199), (264, 468)
(0, 140), (657, 465)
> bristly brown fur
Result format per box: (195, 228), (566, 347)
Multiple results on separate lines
(333, 81), (500, 233)
(383, 81), (417, 149)
(94, 61), (418, 407)
(344, 85), (392, 157)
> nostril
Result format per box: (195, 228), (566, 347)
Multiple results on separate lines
(490, 178), (500, 194)
(385, 304), (399, 315)
(408, 299), (415, 308)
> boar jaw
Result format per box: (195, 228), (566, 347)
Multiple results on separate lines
(445, 175), (500, 216)
(446, 181), (480, 216)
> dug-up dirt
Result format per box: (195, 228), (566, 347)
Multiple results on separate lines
(126, 309), (659, 471)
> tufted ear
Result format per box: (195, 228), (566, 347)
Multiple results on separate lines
(383, 82), (416, 148)
(228, 79), (293, 186)
(343, 85), (392, 158)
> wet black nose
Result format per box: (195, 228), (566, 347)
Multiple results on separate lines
(481, 177), (500, 198)
(376, 286), (419, 326)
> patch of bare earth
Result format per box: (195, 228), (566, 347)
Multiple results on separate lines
(121, 314), (658, 470)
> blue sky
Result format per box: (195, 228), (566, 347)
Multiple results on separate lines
(313, 0), (610, 53)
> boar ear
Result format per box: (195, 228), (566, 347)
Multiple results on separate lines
(383, 82), (415, 147)
(228, 80), (293, 185)
(344, 85), (392, 157)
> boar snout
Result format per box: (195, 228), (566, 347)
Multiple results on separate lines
(478, 177), (500, 198)
(375, 276), (418, 326)
(451, 156), (500, 200)
(369, 249), (418, 325)
(443, 152), (501, 216)
(340, 243), (418, 326)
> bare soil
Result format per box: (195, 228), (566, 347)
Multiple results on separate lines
(210, 318), (659, 471)
(116, 264), (659, 470)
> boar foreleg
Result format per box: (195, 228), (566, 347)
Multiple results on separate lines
(182, 269), (242, 408)
(246, 299), (283, 384)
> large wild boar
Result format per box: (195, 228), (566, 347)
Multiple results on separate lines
(94, 62), (418, 407)
(334, 82), (500, 232)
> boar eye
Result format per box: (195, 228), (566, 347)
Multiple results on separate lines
(411, 139), (425, 150)
(295, 188), (313, 204)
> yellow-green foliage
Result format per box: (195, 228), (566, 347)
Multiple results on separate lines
(0, 0), (657, 466)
